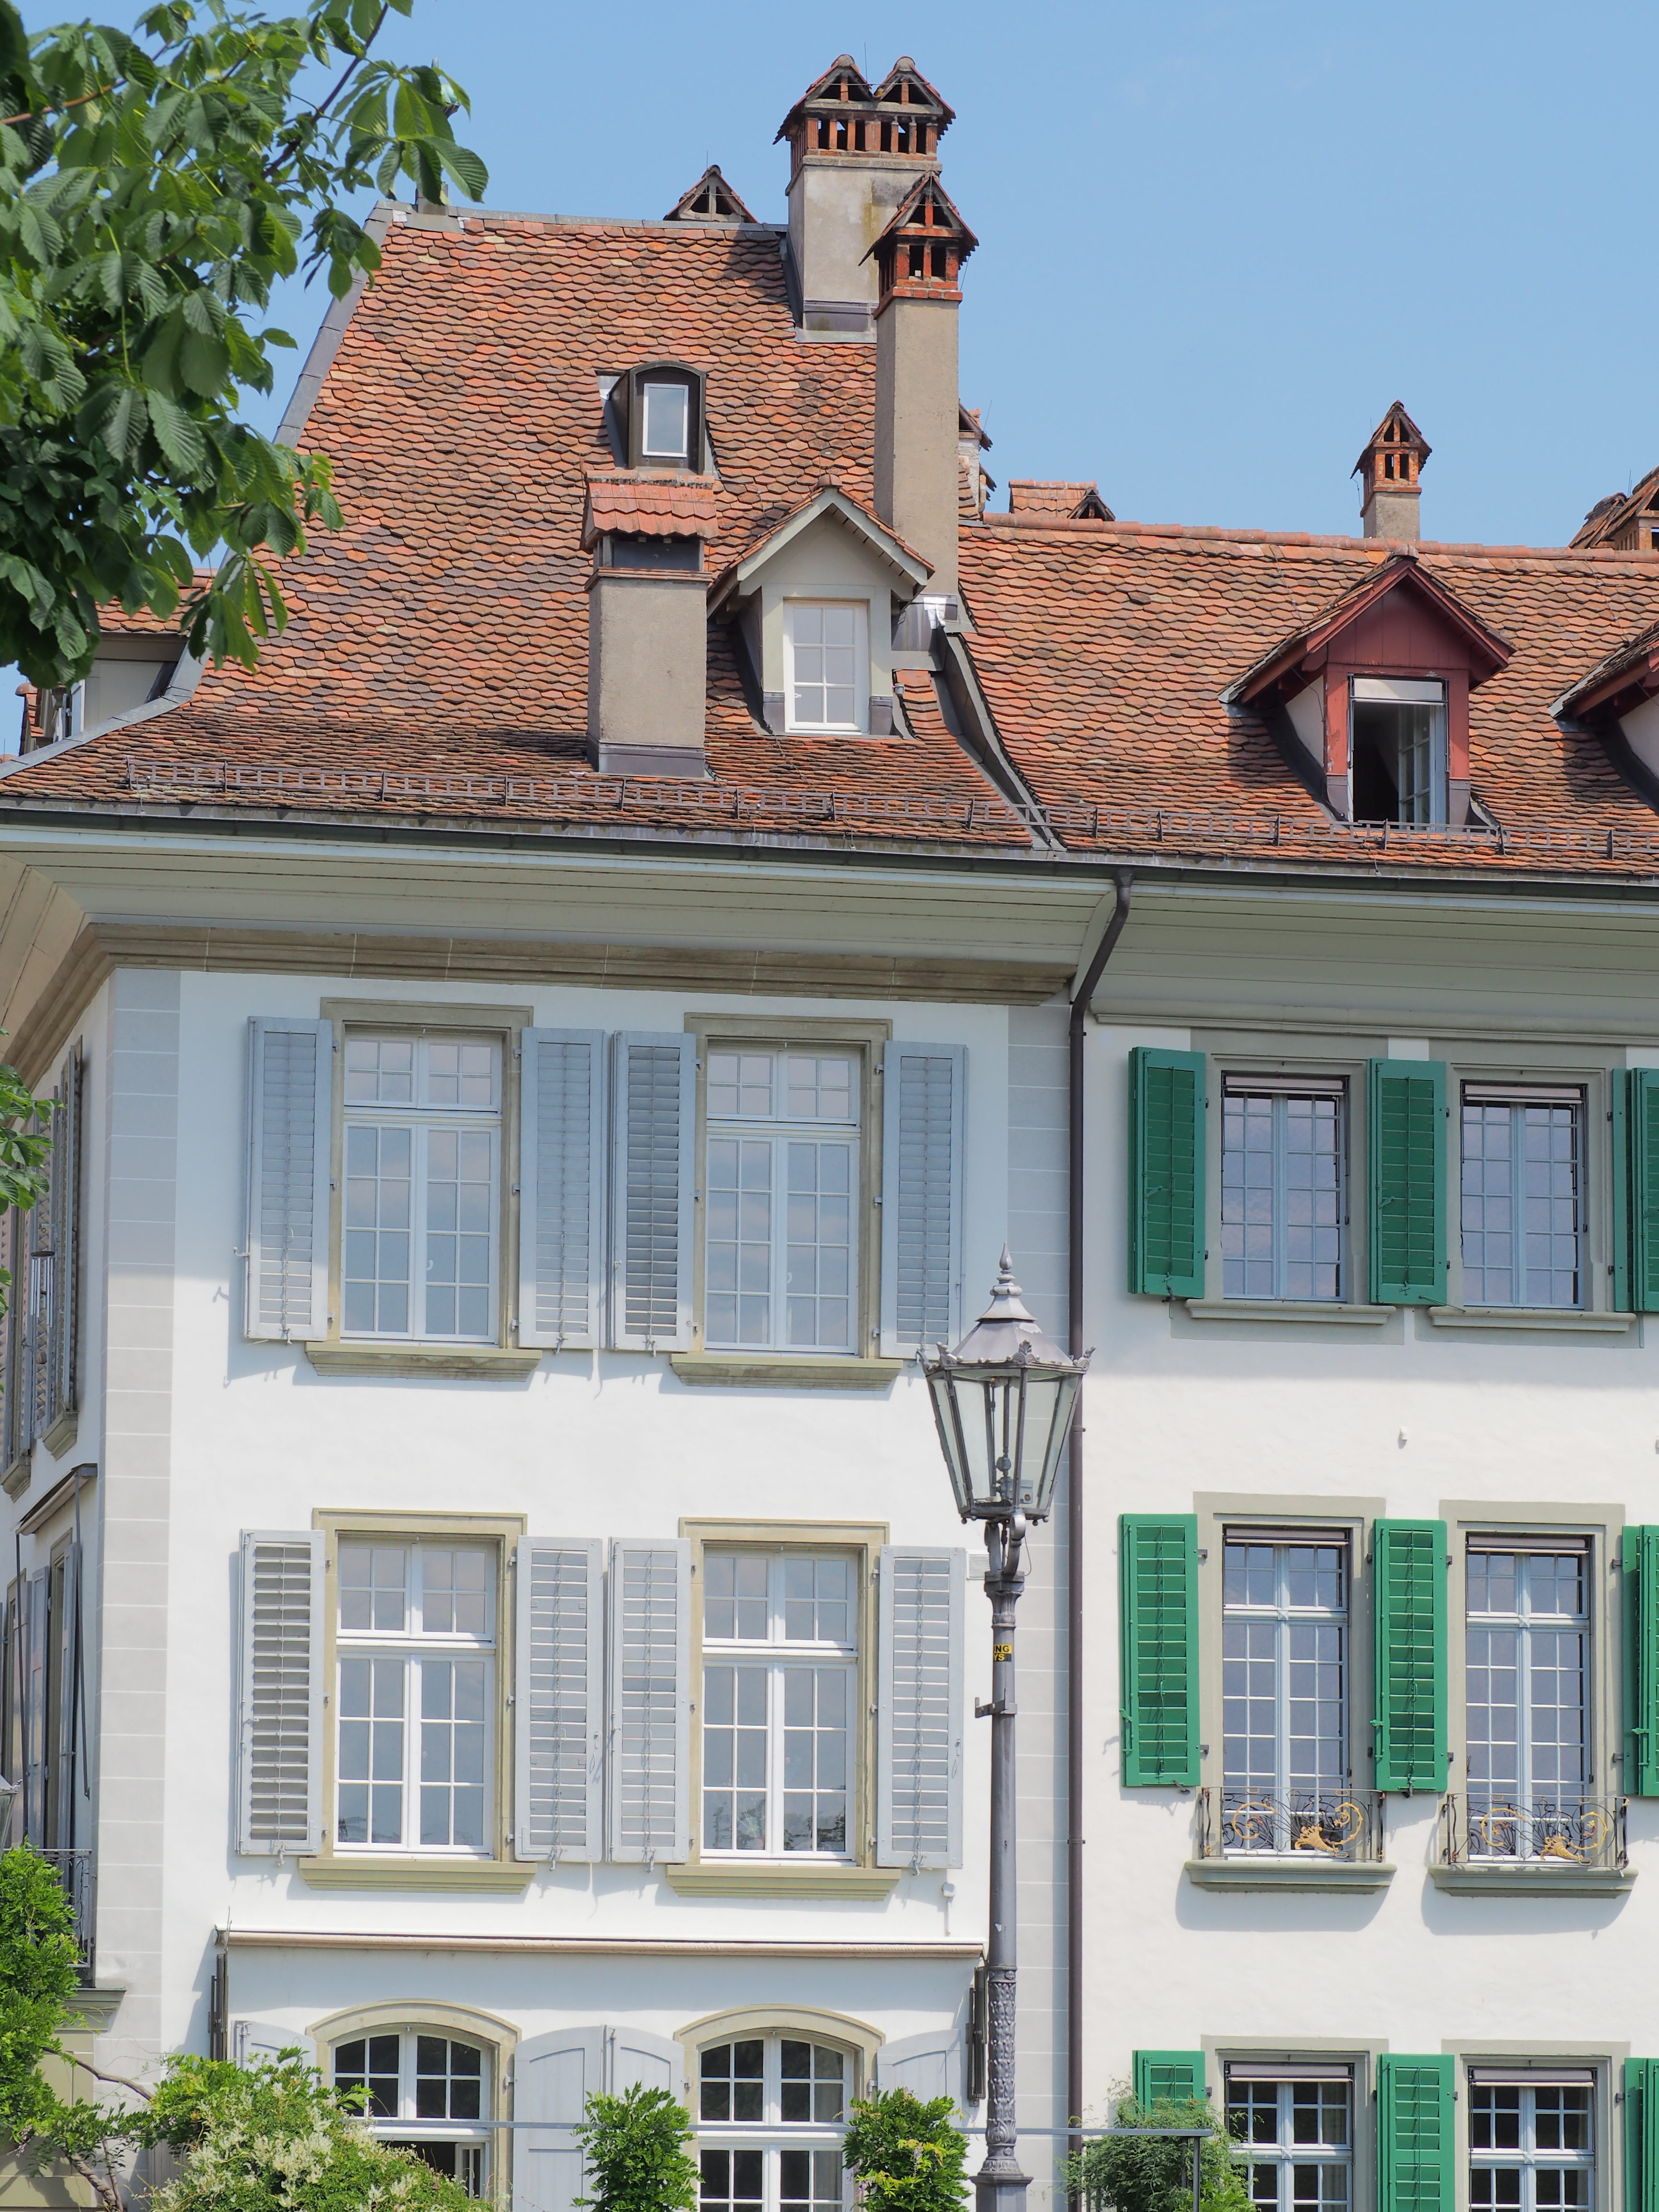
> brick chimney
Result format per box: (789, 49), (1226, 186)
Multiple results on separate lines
(871, 174), (976, 609)
(1354, 402), (1430, 541)
(583, 472), (720, 778)
(775, 56), (952, 338)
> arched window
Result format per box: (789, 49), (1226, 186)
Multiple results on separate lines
(333, 2029), (492, 2198)
(696, 2032), (853, 2212)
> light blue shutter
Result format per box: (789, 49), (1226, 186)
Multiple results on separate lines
(879, 1043), (966, 1356)
(606, 1539), (691, 1863)
(244, 1018), (333, 1341)
(609, 1034), (695, 1351)
(514, 2027), (605, 2212)
(514, 1539), (604, 1861)
(236, 1531), (325, 1856)
(518, 1030), (606, 1348)
(875, 1545), (966, 1868)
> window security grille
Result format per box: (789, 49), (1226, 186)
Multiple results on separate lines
(1466, 1545), (1588, 1857)
(1222, 1538), (1348, 1852)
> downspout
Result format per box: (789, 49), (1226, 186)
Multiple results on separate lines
(1067, 869), (1132, 2187)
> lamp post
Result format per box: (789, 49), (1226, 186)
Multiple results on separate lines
(925, 1251), (1090, 2212)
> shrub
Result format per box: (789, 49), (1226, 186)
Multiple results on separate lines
(842, 2087), (969, 2212)
(1066, 2092), (1253, 2212)
(574, 2081), (701, 2212)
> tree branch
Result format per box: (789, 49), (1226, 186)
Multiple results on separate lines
(0, 81), (117, 128)
(260, 3), (388, 178)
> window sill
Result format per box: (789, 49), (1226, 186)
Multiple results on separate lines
(41, 1409), (77, 1457)
(1430, 1862), (1636, 1895)
(298, 1856), (535, 1892)
(669, 1353), (907, 1391)
(663, 1862), (903, 1898)
(1185, 1857), (1395, 1893)
(1425, 1308), (1635, 1334)
(302, 1343), (543, 1379)
(1, 1453), (30, 1502)
(1184, 1299), (1396, 1326)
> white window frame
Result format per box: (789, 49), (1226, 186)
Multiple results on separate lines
(702, 1046), (862, 1355)
(331, 2027), (493, 2198)
(695, 2031), (853, 2212)
(1220, 1076), (1346, 1302)
(1226, 2071), (1354, 2212)
(1469, 2078), (1595, 2212)
(700, 1549), (858, 1863)
(641, 380), (691, 462)
(1459, 1085), (1586, 1310)
(1350, 674), (1448, 826)
(340, 1033), (502, 1345)
(783, 601), (870, 735)
(1465, 1543), (1590, 1851)
(333, 1540), (496, 1857)
(1221, 1536), (1349, 1851)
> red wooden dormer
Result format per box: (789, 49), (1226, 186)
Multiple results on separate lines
(1227, 553), (1513, 827)
(867, 175), (977, 308)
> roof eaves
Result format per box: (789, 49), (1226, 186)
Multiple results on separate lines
(708, 488), (931, 610)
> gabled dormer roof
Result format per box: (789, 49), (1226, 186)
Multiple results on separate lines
(1227, 551), (1513, 707)
(1551, 614), (1659, 721)
(662, 166), (758, 225)
(706, 480), (931, 612)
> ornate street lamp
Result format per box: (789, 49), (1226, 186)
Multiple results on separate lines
(925, 1251), (1089, 2212)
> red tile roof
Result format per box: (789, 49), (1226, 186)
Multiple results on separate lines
(583, 473), (721, 544)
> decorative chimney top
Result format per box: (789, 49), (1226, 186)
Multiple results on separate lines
(775, 52), (951, 175)
(867, 174), (976, 308)
(663, 165), (758, 224)
(1008, 480), (1114, 522)
(1353, 401), (1430, 541)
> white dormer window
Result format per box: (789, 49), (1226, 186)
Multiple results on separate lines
(641, 381), (690, 462)
(785, 602), (868, 734)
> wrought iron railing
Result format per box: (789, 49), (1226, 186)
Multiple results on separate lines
(1439, 1794), (1626, 1871)
(1194, 1787), (1385, 1863)
(34, 1848), (95, 1974)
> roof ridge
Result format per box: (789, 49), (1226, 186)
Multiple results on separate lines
(976, 514), (1659, 566)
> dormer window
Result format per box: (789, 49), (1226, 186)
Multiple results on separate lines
(641, 382), (690, 464)
(786, 602), (868, 733)
(608, 361), (705, 471)
(1351, 676), (1447, 825)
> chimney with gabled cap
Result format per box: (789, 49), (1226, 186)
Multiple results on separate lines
(775, 55), (952, 338)
(1354, 402), (1430, 540)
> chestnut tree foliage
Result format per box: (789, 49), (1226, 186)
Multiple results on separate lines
(0, 0), (486, 689)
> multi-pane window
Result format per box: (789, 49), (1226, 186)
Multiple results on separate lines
(704, 1050), (859, 1353)
(1222, 1537), (1347, 1849)
(334, 2031), (490, 2197)
(1469, 2079), (1594, 2212)
(342, 1034), (501, 1342)
(1350, 676), (1447, 825)
(701, 1551), (856, 1858)
(1466, 1543), (1588, 1855)
(698, 2036), (848, 2212)
(1460, 1086), (1584, 1310)
(1221, 1077), (1344, 1300)
(335, 1543), (494, 1854)
(1226, 2071), (1352, 2212)
(786, 603), (866, 732)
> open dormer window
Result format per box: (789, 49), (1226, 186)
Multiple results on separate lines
(608, 361), (705, 471)
(1351, 676), (1447, 825)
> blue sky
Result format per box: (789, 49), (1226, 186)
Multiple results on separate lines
(9, 0), (1659, 736)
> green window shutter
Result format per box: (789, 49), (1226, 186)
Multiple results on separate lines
(1119, 1514), (1199, 1788)
(1624, 1527), (1659, 1798)
(1626, 2059), (1659, 2212)
(1377, 2056), (1455, 2212)
(1133, 2051), (1206, 2106)
(1129, 1048), (1207, 1298)
(1367, 1059), (1447, 1305)
(1620, 1070), (1659, 1313)
(1371, 1520), (1447, 1792)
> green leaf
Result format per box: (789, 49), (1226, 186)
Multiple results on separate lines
(176, 323), (230, 397)
(145, 389), (204, 473)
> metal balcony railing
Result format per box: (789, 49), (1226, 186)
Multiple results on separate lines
(1440, 1794), (1626, 1872)
(1194, 1787), (1386, 1863)
(33, 1849), (95, 1975)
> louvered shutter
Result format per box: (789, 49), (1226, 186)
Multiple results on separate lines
(45, 1046), (79, 1428)
(1626, 2059), (1659, 2212)
(1128, 1047), (1206, 1298)
(1119, 1514), (1199, 1787)
(876, 1545), (965, 1869)
(1371, 1520), (1447, 1792)
(518, 1031), (605, 1349)
(514, 2027), (605, 2212)
(236, 1531), (325, 1856)
(1367, 1059), (1447, 1306)
(244, 1019), (332, 1341)
(1624, 1527), (1659, 1798)
(1614, 1071), (1659, 1313)
(514, 1539), (604, 1860)
(1132, 2051), (1207, 2106)
(606, 1539), (690, 1863)
(879, 1043), (966, 1356)
(609, 1034), (694, 1351)
(1377, 2056), (1455, 2212)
